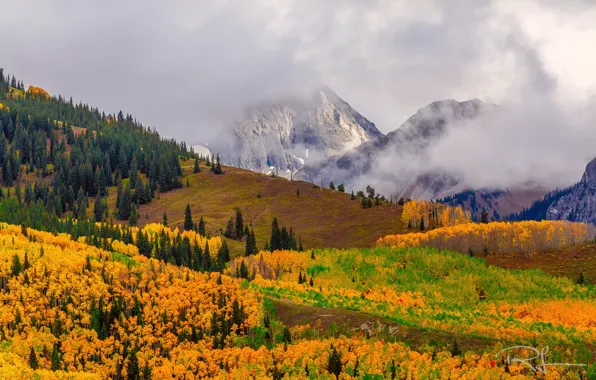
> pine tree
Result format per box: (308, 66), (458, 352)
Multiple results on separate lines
(235, 208), (244, 238)
(270, 217), (281, 251)
(11, 254), (22, 276)
(130, 154), (138, 189)
(224, 217), (235, 238)
(193, 158), (200, 173)
(250, 228), (257, 254)
(118, 147), (129, 178)
(117, 184), (132, 220)
(198, 216), (206, 236)
(577, 272), (586, 285)
(50, 343), (61, 370)
(15, 181), (21, 204)
(94, 196), (106, 222)
(327, 344), (342, 376)
(420, 217), (425, 231)
(329, 181), (335, 190)
(28, 347), (38, 369)
(337, 183), (345, 192)
(351, 191), (356, 200)
(239, 261), (249, 279)
(126, 351), (140, 379)
(162, 211), (168, 227)
(184, 204), (193, 231)
(214, 154), (223, 175)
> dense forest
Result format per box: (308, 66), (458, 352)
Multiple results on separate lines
(506, 185), (576, 221)
(0, 68), (190, 222)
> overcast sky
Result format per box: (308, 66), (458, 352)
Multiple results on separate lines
(2, 1), (596, 146)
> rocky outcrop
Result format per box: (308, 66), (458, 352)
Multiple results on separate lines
(547, 158), (596, 223)
(299, 99), (495, 198)
(211, 86), (383, 176)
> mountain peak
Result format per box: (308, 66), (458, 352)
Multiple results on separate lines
(211, 86), (383, 175)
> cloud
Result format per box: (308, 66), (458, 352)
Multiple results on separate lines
(2, 0), (596, 194)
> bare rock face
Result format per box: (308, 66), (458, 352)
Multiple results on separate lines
(299, 99), (494, 198)
(547, 158), (596, 223)
(212, 86), (383, 176)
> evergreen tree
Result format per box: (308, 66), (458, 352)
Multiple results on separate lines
(117, 184), (132, 220)
(239, 261), (249, 279)
(235, 208), (244, 238)
(184, 203), (193, 231)
(329, 181), (335, 190)
(420, 217), (425, 231)
(577, 272), (586, 285)
(270, 217), (281, 251)
(28, 347), (38, 370)
(126, 351), (140, 379)
(118, 146), (129, 178)
(93, 195), (107, 222)
(50, 343), (61, 370)
(327, 345), (342, 376)
(23, 182), (33, 206)
(337, 183), (345, 192)
(15, 181), (21, 204)
(11, 254), (22, 276)
(198, 216), (206, 236)
(351, 191), (356, 200)
(193, 157), (200, 173)
(162, 211), (168, 227)
(224, 217), (235, 238)
(214, 154), (223, 175)
(130, 154), (138, 189)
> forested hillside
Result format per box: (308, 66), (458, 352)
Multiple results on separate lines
(0, 68), (191, 224)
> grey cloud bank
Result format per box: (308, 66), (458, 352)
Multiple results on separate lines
(2, 0), (596, 191)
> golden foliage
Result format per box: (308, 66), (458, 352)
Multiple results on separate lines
(0, 223), (259, 377)
(27, 86), (51, 99)
(402, 200), (471, 229)
(378, 220), (596, 256)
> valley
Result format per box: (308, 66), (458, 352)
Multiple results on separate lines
(0, 67), (595, 379)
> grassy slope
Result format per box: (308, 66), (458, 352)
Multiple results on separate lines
(107, 160), (405, 256)
(486, 242), (596, 284)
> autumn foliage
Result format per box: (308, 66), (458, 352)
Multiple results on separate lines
(378, 220), (596, 256)
(401, 200), (471, 229)
(0, 223), (259, 378)
(27, 85), (51, 99)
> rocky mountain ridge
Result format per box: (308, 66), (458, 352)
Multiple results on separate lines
(299, 98), (496, 199)
(547, 158), (596, 223)
(210, 86), (383, 177)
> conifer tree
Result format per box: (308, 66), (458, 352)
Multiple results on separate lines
(198, 216), (206, 236)
(337, 183), (345, 192)
(235, 208), (244, 238)
(117, 183), (132, 220)
(162, 211), (168, 227)
(130, 154), (138, 189)
(184, 203), (193, 231)
(270, 217), (281, 251)
(193, 157), (200, 173)
(28, 347), (38, 370)
(224, 217), (235, 238)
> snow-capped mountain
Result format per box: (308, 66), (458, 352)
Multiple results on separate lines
(210, 86), (383, 176)
(299, 99), (496, 198)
